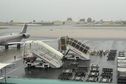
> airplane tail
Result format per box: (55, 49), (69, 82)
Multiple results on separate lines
(20, 24), (28, 34)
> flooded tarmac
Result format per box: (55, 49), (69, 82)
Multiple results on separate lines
(1, 25), (126, 84)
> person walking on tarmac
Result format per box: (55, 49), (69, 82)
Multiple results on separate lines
(14, 56), (16, 60)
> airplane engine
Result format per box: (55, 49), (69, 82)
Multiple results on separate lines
(22, 33), (30, 39)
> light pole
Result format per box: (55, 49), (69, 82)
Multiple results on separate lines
(4, 67), (6, 83)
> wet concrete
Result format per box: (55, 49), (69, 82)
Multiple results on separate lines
(1, 40), (126, 84)
(1, 26), (126, 84)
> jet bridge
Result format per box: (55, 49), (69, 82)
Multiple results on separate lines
(24, 40), (63, 68)
(58, 36), (90, 60)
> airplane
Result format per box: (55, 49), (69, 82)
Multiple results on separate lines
(0, 24), (30, 49)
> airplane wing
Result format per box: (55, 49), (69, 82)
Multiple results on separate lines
(40, 39), (58, 42)
(6, 38), (58, 46)
(7, 42), (25, 45)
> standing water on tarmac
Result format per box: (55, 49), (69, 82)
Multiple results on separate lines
(0, 25), (126, 84)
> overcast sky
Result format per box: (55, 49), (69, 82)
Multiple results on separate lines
(0, 0), (126, 22)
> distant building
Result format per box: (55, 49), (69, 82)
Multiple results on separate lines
(102, 21), (114, 25)
(80, 19), (85, 22)
(77, 19), (86, 24)
(41, 22), (54, 26)
(53, 20), (63, 25)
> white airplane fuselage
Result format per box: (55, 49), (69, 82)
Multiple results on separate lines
(0, 34), (22, 45)
(0, 24), (30, 49)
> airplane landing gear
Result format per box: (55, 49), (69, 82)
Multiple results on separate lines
(5, 45), (9, 50)
(17, 44), (21, 49)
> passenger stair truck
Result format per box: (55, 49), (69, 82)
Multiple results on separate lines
(58, 36), (90, 60)
(24, 40), (63, 68)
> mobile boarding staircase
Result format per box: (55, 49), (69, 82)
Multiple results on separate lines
(58, 36), (90, 60)
(24, 40), (63, 68)
(24, 37), (90, 68)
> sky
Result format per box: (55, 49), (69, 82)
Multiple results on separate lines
(0, 0), (126, 22)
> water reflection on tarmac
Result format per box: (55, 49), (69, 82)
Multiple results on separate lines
(1, 26), (126, 84)
(0, 38), (126, 84)
(0, 46), (23, 63)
